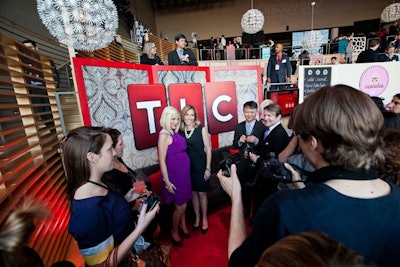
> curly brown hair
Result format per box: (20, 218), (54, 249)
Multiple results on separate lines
(378, 130), (400, 186)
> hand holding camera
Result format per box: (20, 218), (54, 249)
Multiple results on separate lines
(138, 194), (161, 213)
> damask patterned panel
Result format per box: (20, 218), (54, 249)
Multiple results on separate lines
(73, 58), (158, 169)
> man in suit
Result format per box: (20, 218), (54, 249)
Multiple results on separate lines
(233, 101), (266, 218)
(356, 39), (380, 63)
(168, 33), (198, 66)
(249, 103), (291, 220)
(379, 44), (399, 62)
(266, 43), (291, 89)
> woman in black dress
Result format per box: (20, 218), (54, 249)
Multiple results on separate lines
(102, 128), (160, 241)
(180, 105), (212, 233)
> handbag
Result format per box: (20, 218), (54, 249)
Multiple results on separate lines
(130, 243), (171, 267)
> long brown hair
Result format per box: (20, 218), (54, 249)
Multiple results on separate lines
(61, 126), (107, 197)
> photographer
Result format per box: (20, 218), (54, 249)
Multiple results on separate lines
(218, 85), (400, 267)
(248, 104), (291, 219)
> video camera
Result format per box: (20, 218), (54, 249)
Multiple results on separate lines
(258, 152), (292, 181)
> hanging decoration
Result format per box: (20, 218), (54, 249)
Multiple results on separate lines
(36, 0), (119, 52)
(381, 3), (400, 22)
(241, 0), (265, 34)
(301, 2), (323, 52)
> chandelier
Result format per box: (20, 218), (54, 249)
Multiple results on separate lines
(37, 0), (119, 52)
(381, 2), (400, 22)
(241, 0), (265, 34)
(302, 2), (323, 52)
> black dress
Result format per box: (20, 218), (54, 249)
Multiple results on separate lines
(180, 125), (209, 192)
(102, 158), (151, 196)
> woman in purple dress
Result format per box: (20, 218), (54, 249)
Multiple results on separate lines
(158, 106), (192, 247)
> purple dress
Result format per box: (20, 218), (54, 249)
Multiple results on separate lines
(160, 130), (192, 205)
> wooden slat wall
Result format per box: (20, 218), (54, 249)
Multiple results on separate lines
(75, 41), (139, 63)
(0, 31), (76, 266)
(0, 16), (200, 267)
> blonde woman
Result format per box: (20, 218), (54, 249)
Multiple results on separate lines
(158, 106), (192, 246)
(180, 105), (212, 234)
(140, 41), (164, 65)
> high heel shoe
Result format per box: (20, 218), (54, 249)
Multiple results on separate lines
(192, 224), (200, 231)
(201, 227), (208, 234)
(178, 226), (191, 238)
(171, 236), (183, 247)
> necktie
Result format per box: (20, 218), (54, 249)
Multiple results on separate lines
(277, 54), (281, 63)
(178, 49), (183, 58)
(263, 127), (270, 140)
(246, 123), (252, 135)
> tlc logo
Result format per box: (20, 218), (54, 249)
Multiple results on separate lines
(128, 81), (238, 150)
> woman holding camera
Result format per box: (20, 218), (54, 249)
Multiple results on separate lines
(180, 105), (212, 234)
(158, 106), (192, 246)
(62, 126), (159, 266)
(218, 85), (400, 267)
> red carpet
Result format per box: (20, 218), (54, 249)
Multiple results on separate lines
(168, 205), (232, 267)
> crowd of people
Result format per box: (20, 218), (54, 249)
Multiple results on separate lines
(5, 27), (400, 267)
(217, 86), (400, 267)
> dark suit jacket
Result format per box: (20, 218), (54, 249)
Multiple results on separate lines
(233, 120), (266, 159)
(356, 49), (380, 63)
(168, 49), (198, 66)
(256, 123), (291, 165)
(379, 54), (399, 62)
(266, 53), (291, 83)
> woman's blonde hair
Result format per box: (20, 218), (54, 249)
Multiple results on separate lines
(142, 41), (155, 59)
(180, 105), (201, 131)
(160, 106), (180, 133)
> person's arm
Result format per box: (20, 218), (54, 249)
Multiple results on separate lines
(202, 127), (212, 180)
(113, 203), (160, 266)
(278, 135), (298, 163)
(266, 58), (272, 82)
(285, 56), (291, 82)
(217, 165), (246, 257)
(187, 49), (198, 66)
(233, 125), (245, 148)
(158, 133), (176, 194)
(168, 52), (174, 65)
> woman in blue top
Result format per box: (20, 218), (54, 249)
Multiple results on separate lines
(62, 126), (159, 266)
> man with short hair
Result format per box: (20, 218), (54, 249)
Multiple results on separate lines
(331, 56), (339, 64)
(249, 104), (291, 219)
(356, 39), (380, 63)
(168, 33), (198, 66)
(266, 43), (291, 89)
(233, 101), (266, 218)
